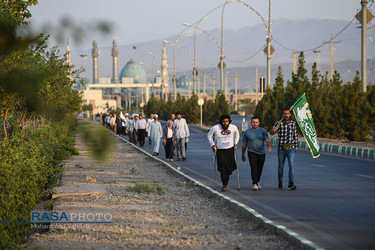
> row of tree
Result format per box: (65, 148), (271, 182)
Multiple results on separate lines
(255, 53), (375, 141)
(143, 92), (229, 126)
(0, 1), (82, 247)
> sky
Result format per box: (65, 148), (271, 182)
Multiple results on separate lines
(28, 0), (367, 50)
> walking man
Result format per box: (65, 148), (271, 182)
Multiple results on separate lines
(128, 115), (136, 144)
(146, 114), (154, 145)
(241, 116), (272, 191)
(136, 114), (147, 146)
(174, 111), (189, 161)
(271, 108), (298, 190)
(110, 113), (116, 133)
(207, 114), (240, 192)
(116, 114), (122, 136)
(148, 114), (163, 156)
(163, 120), (176, 161)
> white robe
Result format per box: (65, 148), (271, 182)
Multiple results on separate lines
(148, 121), (163, 153)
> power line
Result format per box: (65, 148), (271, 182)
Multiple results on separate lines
(225, 43), (267, 62)
(271, 17), (356, 53)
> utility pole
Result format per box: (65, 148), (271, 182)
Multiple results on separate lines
(255, 66), (258, 105)
(212, 72), (215, 100)
(330, 36), (334, 80)
(293, 51), (297, 75)
(235, 72), (238, 111)
(203, 72), (206, 98)
(225, 71), (228, 101)
(313, 50), (320, 72)
(324, 36), (340, 80)
(356, 0), (373, 92)
(266, 0), (272, 87)
(361, 0), (368, 92)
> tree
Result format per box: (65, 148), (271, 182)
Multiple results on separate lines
(254, 88), (273, 130)
(327, 71), (345, 139)
(270, 66), (285, 122)
(285, 52), (309, 106)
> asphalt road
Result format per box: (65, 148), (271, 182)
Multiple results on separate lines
(121, 116), (375, 250)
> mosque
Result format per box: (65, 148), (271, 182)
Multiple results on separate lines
(71, 38), (263, 115)
(78, 39), (173, 114)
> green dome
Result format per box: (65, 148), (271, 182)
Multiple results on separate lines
(177, 75), (191, 89)
(241, 87), (255, 94)
(119, 59), (147, 83)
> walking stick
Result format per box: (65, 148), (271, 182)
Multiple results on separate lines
(213, 151), (216, 190)
(234, 149), (240, 190)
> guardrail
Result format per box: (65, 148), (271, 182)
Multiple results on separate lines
(270, 137), (375, 160)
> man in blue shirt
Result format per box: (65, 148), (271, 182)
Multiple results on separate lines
(241, 116), (272, 191)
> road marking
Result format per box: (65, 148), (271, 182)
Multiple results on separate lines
(310, 164), (326, 168)
(356, 174), (374, 179)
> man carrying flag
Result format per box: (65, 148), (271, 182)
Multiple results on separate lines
(271, 93), (320, 191)
(271, 108), (298, 190)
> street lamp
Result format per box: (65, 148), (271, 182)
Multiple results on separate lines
(230, 0), (271, 87)
(80, 54), (87, 88)
(148, 51), (161, 95)
(164, 40), (195, 98)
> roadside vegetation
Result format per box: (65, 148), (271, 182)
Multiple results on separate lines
(255, 52), (375, 142)
(143, 92), (229, 126)
(0, 1), (81, 248)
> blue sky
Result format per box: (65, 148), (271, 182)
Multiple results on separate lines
(28, 0), (367, 49)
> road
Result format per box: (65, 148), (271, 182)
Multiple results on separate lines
(120, 116), (375, 249)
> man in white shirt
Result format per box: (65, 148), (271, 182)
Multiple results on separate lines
(135, 114), (147, 147)
(207, 114), (240, 191)
(146, 114), (154, 145)
(148, 114), (163, 156)
(173, 111), (190, 161)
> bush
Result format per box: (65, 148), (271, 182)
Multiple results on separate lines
(0, 123), (77, 248)
(127, 182), (166, 195)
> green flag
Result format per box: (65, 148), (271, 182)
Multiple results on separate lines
(291, 93), (320, 158)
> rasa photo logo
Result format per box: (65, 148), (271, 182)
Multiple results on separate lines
(31, 211), (113, 224)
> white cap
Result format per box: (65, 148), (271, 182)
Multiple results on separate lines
(154, 114), (158, 118)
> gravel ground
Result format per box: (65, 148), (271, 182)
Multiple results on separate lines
(27, 133), (296, 250)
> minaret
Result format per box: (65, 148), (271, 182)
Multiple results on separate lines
(112, 39), (118, 83)
(92, 40), (99, 83)
(161, 41), (169, 99)
(66, 34), (72, 80)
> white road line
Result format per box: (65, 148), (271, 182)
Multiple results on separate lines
(356, 174), (375, 179)
(310, 164), (326, 168)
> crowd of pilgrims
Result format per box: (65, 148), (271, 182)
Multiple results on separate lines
(99, 112), (189, 161)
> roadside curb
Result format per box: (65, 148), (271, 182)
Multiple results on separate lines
(106, 129), (323, 250)
(190, 123), (375, 160)
(270, 137), (375, 160)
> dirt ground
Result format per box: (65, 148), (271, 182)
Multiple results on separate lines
(27, 133), (296, 250)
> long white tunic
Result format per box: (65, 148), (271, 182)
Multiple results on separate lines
(207, 124), (240, 150)
(148, 121), (163, 153)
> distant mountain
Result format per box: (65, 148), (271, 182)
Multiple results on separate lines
(71, 18), (375, 89)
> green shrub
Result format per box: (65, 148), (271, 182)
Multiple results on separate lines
(127, 182), (166, 195)
(0, 122), (77, 248)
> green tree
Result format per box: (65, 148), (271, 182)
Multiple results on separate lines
(327, 71), (345, 139)
(270, 66), (285, 123)
(285, 52), (309, 106)
(254, 87), (273, 130)
(184, 93), (200, 124)
(341, 73), (369, 141)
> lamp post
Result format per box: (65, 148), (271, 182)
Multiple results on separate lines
(80, 54), (87, 89)
(164, 40), (195, 98)
(183, 0), (270, 90)
(230, 0), (271, 87)
(148, 51), (161, 95)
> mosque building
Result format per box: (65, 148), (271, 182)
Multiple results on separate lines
(81, 39), (170, 114)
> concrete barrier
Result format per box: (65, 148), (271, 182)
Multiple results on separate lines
(270, 137), (375, 160)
